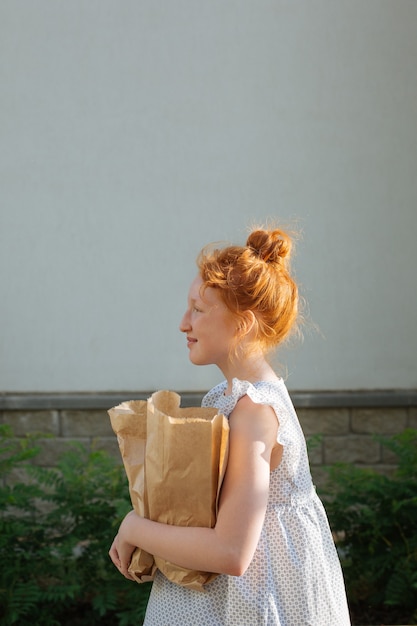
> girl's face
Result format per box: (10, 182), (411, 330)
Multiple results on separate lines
(179, 275), (238, 370)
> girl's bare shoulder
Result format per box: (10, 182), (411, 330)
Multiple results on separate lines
(229, 393), (278, 439)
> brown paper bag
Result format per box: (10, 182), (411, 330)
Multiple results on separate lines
(108, 400), (156, 582)
(109, 390), (229, 591)
(146, 390), (229, 589)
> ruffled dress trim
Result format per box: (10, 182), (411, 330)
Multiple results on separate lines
(202, 377), (292, 449)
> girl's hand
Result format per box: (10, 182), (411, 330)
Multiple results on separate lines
(109, 510), (138, 580)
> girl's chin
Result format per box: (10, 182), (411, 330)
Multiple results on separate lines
(189, 357), (204, 366)
(189, 353), (210, 367)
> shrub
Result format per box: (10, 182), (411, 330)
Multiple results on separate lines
(321, 428), (417, 625)
(0, 424), (151, 625)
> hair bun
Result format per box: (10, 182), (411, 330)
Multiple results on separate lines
(246, 229), (292, 265)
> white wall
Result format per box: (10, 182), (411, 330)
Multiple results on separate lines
(1, 1), (416, 393)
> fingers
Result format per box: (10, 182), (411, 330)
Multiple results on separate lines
(109, 536), (120, 565)
(109, 536), (123, 571)
(109, 535), (136, 581)
(119, 559), (136, 581)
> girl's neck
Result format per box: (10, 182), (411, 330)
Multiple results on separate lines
(221, 354), (279, 395)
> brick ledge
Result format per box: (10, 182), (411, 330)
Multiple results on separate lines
(1, 389), (416, 410)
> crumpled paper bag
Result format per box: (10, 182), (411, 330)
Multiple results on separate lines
(109, 390), (229, 590)
(108, 399), (155, 581)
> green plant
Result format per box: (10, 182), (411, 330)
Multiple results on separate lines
(0, 424), (152, 625)
(321, 428), (417, 625)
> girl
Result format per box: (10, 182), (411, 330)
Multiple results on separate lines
(109, 227), (351, 625)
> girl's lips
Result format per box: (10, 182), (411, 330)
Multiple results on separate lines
(186, 337), (197, 347)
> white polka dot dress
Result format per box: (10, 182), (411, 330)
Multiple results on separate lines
(143, 378), (351, 625)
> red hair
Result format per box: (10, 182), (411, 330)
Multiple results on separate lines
(197, 228), (299, 353)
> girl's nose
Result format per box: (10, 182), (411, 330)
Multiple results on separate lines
(179, 311), (191, 333)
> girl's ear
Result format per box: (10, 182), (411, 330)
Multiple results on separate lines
(238, 310), (257, 337)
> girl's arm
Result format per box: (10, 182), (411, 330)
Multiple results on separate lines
(109, 395), (280, 578)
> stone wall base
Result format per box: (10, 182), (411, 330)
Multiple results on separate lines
(1, 391), (416, 488)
